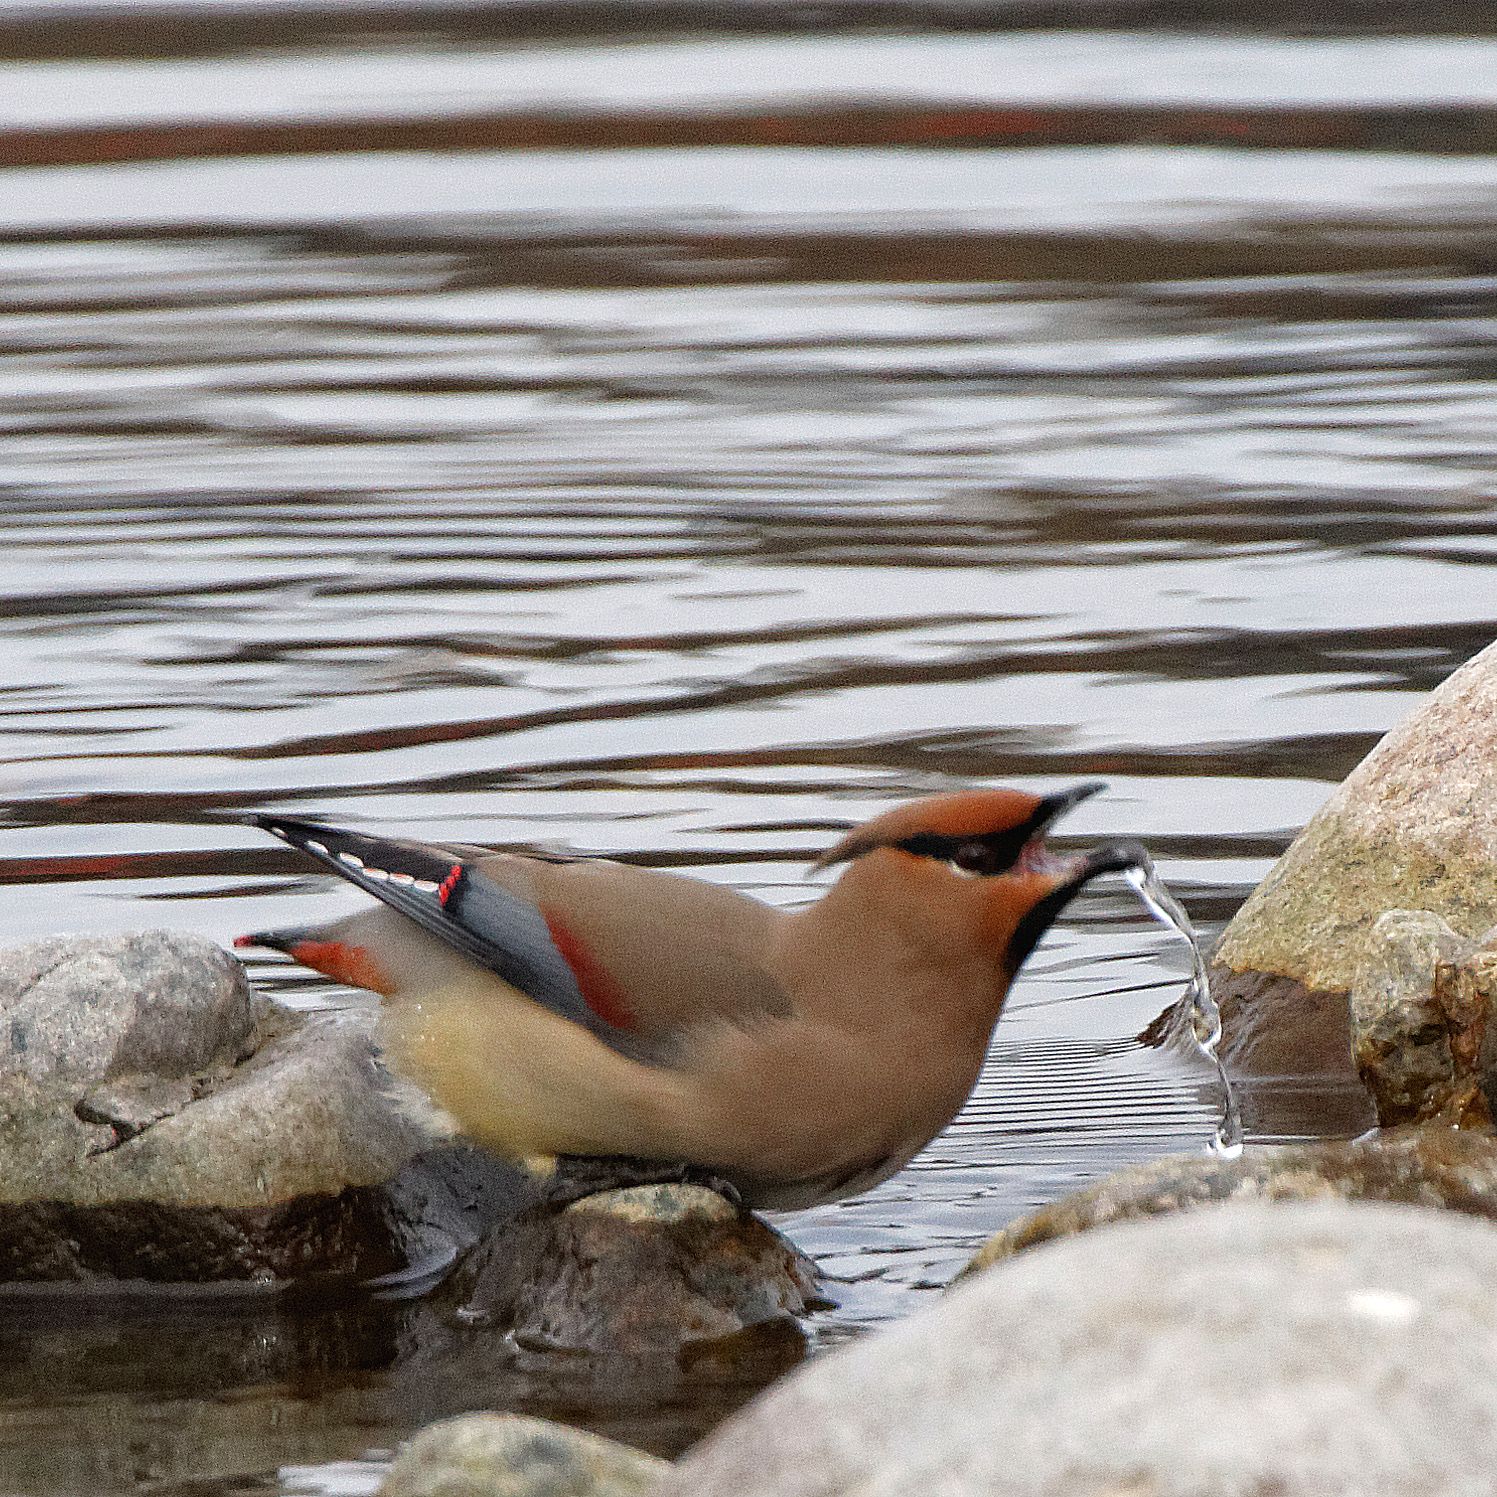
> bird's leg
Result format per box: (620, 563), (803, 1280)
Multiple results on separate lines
(549, 1153), (744, 1211)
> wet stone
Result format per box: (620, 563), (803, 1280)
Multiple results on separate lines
(0, 931), (531, 1282)
(1350, 910), (1497, 1128)
(961, 1126), (1497, 1275)
(1205, 637), (1497, 1125)
(667, 1200), (1497, 1497)
(380, 1413), (668, 1497)
(446, 1183), (819, 1361)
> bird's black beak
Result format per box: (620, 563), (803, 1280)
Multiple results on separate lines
(1012, 780), (1108, 879)
(1074, 839), (1150, 882)
(1004, 794), (1149, 974)
(1030, 780), (1107, 835)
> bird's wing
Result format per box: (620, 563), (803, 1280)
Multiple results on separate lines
(247, 814), (789, 1052)
(497, 852), (793, 1039)
(247, 814), (641, 1053)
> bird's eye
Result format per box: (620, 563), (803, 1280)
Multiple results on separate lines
(951, 840), (998, 875)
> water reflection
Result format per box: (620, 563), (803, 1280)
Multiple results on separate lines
(0, 1281), (793, 1494)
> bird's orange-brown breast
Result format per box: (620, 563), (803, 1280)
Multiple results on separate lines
(978, 866), (1066, 948)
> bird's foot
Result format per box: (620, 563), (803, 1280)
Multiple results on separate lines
(550, 1153), (745, 1211)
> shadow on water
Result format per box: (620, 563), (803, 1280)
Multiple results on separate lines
(2, 1), (1497, 1491)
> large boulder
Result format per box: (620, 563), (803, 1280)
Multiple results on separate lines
(1208, 637), (1497, 1123)
(380, 1413), (666, 1497)
(0, 931), (530, 1281)
(961, 1126), (1497, 1275)
(665, 1200), (1497, 1497)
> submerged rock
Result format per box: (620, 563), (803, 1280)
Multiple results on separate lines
(380, 1413), (667, 1497)
(0, 930), (529, 1281)
(666, 1200), (1497, 1497)
(447, 1182), (818, 1361)
(961, 1126), (1497, 1275)
(1350, 910), (1497, 1128)
(1206, 638), (1497, 1122)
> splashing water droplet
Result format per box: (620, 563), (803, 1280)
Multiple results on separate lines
(1121, 853), (1243, 1159)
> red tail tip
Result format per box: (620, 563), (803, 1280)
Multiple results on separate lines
(232, 933), (255, 949)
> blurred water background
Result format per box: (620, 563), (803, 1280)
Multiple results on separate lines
(3, 0), (1497, 1491)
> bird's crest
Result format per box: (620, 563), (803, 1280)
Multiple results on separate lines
(813, 784), (1104, 874)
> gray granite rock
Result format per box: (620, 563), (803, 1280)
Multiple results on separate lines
(1207, 637), (1497, 1125)
(667, 1200), (1497, 1497)
(380, 1414), (666, 1497)
(0, 930), (255, 1087)
(961, 1126), (1497, 1275)
(0, 931), (530, 1280)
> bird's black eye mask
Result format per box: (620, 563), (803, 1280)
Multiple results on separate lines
(894, 827), (1033, 877)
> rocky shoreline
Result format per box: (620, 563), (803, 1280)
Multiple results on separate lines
(5, 640), (1497, 1494)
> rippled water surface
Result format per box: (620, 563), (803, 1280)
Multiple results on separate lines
(3, 3), (1497, 1492)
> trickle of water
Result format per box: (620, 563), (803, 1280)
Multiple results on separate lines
(1121, 855), (1245, 1159)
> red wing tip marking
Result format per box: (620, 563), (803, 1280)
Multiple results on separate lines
(231, 934), (255, 949)
(541, 910), (635, 1031)
(437, 862), (465, 906)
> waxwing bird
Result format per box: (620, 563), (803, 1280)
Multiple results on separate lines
(234, 786), (1138, 1210)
